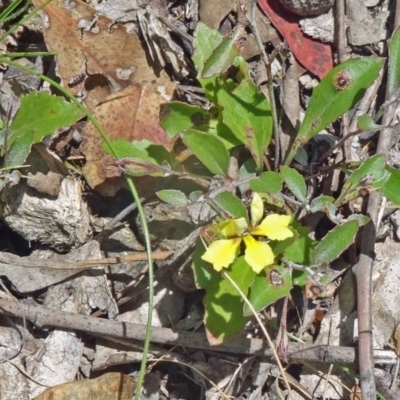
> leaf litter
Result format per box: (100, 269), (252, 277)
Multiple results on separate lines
(0, 0), (400, 399)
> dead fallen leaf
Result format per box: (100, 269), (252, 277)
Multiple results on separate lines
(36, 372), (136, 400)
(32, 0), (163, 109)
(80, 82), (174, 196)
(258, 0), (333, 78)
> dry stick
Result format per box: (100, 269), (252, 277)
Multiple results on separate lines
(247, 0), (280, 170)
(0, 299), (397, 364)
(353, 60), (399, 400)
(0, 251), (172, 271)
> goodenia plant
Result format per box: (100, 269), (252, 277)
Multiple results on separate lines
(202, 193), (293, 273)
(102, 24), (400, 343)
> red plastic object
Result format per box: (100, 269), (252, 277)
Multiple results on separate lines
(258, 0), (334, 78)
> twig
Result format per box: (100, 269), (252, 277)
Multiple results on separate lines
(246, 0), (280, 170)
(334, 0), (347, 63)
(0, 299), (397, 365)
(95, 199), (144, 243)
(0, 250), (171, 271)
(353, 28), (399, 397)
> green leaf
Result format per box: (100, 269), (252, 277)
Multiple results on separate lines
(357, 115), (382, 131)
(213, 191), (247, 220)
(159, 102), (211, 138)
(380, 166), (400, 205)
(192, 239), (220, 289)
(202, 25), (245, 79)
(157, 189), (187, 206)
(313, 221), (359, 265)
(388, 27), (400, 96)
(283, 223), (315, 265)
(207, 117), (242, 150)
(104, 139), (179, 170)
(117, 157), (170, 177)
(310, 195), (337, 221)
(250, 171), (282, 194)
(192, 23), (224, 102)
(193, 22), (223, 73)
(204, 257), (255, 344)
(346, 214), (370, 226)
(281, 166), (307, 203)
(182, 129), (229, 175)
(244, 264), (292, 316)
(218, 76), (272, 170)
(336, 154), (390, 206)
(285, 57), (384, 165)
(7, 92), (84, 166)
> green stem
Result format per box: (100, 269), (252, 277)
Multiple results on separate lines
(4, 51), (57, 58)
(127, 179), (154, 400)
(0, 0), (24, 23)
(0, 0), (53, 44)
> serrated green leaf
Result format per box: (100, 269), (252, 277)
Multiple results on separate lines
(336, 154), (390, 206)
(193, 23), (224, 102)
(193, 22), (223, 72)
(281, 166), (307, 203)
(313, 221), (359, 265)
(250, 171), (282, 194)
(388, 28), (400, 96)
(310, 195), (337, 220)
(380, 166), (400, 205)
(244, 264), (292, 316)
(7, 92), (84, 166)
(346, 214), (370, 226)
(202, 25), (245, 79)
(182, 129), (229, 175)
(204, 257), (255, 344)
(285, 58), (384, 165)
(213, 191), (247, 220)
(159, 102), (211, 138)
(157, 189), (187, 206)
(218, 77), (272, 170)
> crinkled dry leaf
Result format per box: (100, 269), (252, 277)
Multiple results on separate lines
(32, 0), (164, 109)
(35, 371), (136, 400)
(80, 82), (174, 195)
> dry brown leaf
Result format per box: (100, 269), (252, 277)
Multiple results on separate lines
(80, 82), (174, 196)
(32, 0), (164, 109)
(36, 372), (136, 400)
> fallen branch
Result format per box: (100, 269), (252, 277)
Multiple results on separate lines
(0, 299), (396, 366)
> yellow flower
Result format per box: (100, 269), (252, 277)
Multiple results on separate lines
(201, 193), (293, 273)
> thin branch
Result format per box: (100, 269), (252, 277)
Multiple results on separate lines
(0, 299), (397, 365)
(246, 0), (280, 170)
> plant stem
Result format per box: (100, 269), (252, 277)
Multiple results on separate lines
(0, 0), (53, 43)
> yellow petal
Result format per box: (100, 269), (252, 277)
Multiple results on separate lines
(250, 192), (264, 226)
(251, 214), (293, 240)
(218, 219), (237, 238)
(243, 235), (274, 273)
(219, 218), (247, 238)
(233, 218), (248, 236)
(201, 238), (242, 271)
